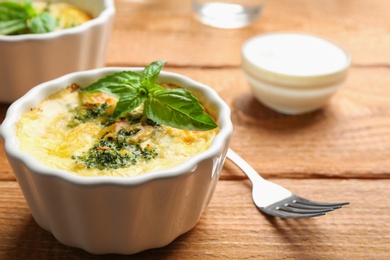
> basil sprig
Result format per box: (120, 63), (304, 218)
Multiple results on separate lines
(80, 61), (218, 131)
(0, 0), (56, 35)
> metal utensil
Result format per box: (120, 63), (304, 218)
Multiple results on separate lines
(227, 149), (350, 218)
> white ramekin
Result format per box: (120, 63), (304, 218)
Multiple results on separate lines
(0, 0), (115, 103)
(0, 68), (233, 254)
(241, 32), (351, 114)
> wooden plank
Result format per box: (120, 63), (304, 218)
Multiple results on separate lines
(0, 179), (388, 259)
(107, 0), (390, 67)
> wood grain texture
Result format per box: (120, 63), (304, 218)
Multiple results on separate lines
(1, 0), (390, 258)
(0, 179), (388, 259)
(107, 0), (390, 67)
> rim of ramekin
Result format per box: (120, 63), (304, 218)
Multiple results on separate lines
(0, 67), (233, 186)
(241, 31), (351, 87)
(0, 0), (115, 42)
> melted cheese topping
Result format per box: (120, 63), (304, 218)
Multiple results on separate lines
(33, 2), (92, 30)
(16, 85), (219, 177)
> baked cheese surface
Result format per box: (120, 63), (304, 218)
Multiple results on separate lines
(33, 2), (92, 30)
(16, 85), (219, 177)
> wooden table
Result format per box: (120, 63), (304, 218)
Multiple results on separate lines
(1, 0), (390, 258)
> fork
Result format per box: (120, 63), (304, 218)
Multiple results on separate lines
(226, 149), (350, 218)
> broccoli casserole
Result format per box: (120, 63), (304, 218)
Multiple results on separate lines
(16, 84), (219, 177)
(0, 1), (92, 35)
(33, 1), (92, 30)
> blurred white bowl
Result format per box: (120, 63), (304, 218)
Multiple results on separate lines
(242, 32), (351, 114)
(0, 0), (115, 103)
(0, 67), (233, 254)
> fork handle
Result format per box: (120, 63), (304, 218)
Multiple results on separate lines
(226, 148), (265, 184)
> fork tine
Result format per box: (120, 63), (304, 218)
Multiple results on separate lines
(277, 205), (333, 214)
(267, 208), (326, 219)
(262, 199), (348, 218)
(288, 202), (340, 210)
(293, 197), (350, 208)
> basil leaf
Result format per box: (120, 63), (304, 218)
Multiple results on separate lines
(80, 61), (218, 131)
(149, 83), (165, 94)
(22, 0), (37, 18)
(142, 60), (166, 85)
(0, 2), (28, 34)
(81, 71), (143, 98)
(144, 88), (218, 130)
(113, 91), (147, 118)
(0, 2), (28, 20)
(0, 19), (26, 34)
(0, 1), (56, 35)
(28, 12), (56, 34)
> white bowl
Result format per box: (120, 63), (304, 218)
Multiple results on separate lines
(0, 68), (233, 254)
(0, 0), (115, 103)
(241, 32), (351, 114)
(243, 71), (344, 114)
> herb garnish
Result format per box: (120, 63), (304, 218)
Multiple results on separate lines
(68, 103), (110, 128)
(0, 0), (56, 35)
(80, 61), (218, 131)
(72, 131), (158, 170)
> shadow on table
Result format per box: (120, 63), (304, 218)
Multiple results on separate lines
(263, 213), (330, 259)
(4, 215), (197, 259)
(0, 103), (10, 123)
(232, 92), (329, 131)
